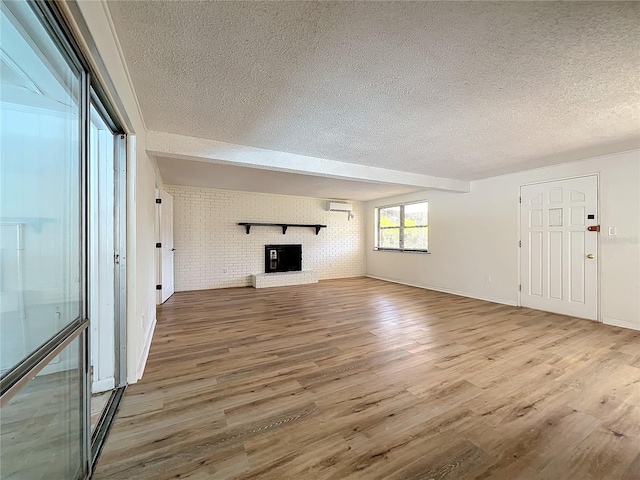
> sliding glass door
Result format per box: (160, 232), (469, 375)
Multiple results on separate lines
(0, 0), (88, 477)
(0, 1), (126, 478)
(0, 0), (84, 374)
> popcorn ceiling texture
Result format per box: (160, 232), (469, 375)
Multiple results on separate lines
(110, 2), (639, 180)
(164, 185), (366, 291)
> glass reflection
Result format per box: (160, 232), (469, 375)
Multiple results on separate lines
(0, 0), (82, 374)
(0, 335), (84, 479)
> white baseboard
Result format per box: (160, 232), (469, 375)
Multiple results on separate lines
(366, 274), (518, 307)
(137, 317), (157, 381)
(602, 317), (640, 331)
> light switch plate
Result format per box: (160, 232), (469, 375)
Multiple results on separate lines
(608, 227), (617, 236)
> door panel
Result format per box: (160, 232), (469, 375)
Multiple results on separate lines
(160, 190), (174, 303)
(1, 9), (88, 476)
(520, 176), (598, 320)
(530, 231), (543, 297)
(548, 231), (563, 300)
(569, 231), (585, 303)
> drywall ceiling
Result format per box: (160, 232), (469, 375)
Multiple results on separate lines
(155, 157), (422, 201)
(108, 1), (639, 181)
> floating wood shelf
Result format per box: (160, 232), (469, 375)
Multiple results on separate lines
(238, 223), (327, 235)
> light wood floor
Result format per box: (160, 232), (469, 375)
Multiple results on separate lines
(93, 277), (640, 480)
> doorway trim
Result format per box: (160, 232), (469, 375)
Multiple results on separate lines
(155, 185), (162, 305)
(518, 173), (601, 321)
(156, 187), (175, 304)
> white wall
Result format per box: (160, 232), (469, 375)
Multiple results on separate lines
(165, 185), (365, 290)
(68, 1), (162, 382)
(366, 150), (640, 331)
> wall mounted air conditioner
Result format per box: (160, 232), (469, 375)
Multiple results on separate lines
(327, 202), (353, 212)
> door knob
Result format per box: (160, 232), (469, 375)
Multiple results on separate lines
(586, 253), (595, 259)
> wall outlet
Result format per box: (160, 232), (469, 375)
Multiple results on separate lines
(485, 275), (491, 283)
(608, 226), (617, 236)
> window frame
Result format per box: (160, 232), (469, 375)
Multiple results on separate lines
(374, 200), (429, 253)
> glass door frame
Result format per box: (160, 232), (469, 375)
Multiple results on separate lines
(0, 0), (128, 477)
(0, 1), (91, 475)
(88, 91), (128, 467)
(94, 92), (127, 392)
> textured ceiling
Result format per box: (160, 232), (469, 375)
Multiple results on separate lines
(108, 1), (640, 181)
(156, 157), (422, 201)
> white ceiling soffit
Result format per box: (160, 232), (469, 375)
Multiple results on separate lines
(108, 1), (640, 181)
(155, 156), (423, 202)
(147, 131), (470, 193)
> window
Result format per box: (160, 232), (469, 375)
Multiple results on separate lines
(375, 201), (428, 252)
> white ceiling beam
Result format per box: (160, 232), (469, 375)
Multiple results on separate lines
(146, 131), (470, 193)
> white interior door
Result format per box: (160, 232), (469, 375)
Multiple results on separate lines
(159, 189), (175, 303)
(520, 176), (599, 320)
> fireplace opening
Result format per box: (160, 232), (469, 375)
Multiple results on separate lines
(265, 244), (302, 273)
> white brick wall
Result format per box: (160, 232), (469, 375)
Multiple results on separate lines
(164, 185), (366, 291)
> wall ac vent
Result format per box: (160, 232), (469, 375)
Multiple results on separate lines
(327, 202), (353, 212)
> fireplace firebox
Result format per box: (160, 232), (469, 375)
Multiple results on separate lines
(265, 244), (302, 273)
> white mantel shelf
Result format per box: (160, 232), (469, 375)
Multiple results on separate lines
(251, 271), (318, 289)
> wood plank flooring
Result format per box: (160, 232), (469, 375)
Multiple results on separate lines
(93, 277), (640, 480)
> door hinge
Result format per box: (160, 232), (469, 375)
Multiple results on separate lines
(519, 196), (522, 203)
(519, 240), (521, 247)
(156, 284), (162, 290)
(114, 253), (120, 264)
(519, 284), (522, 292)
(156, 242), (161, 248)
(156, 198), (162, 204)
